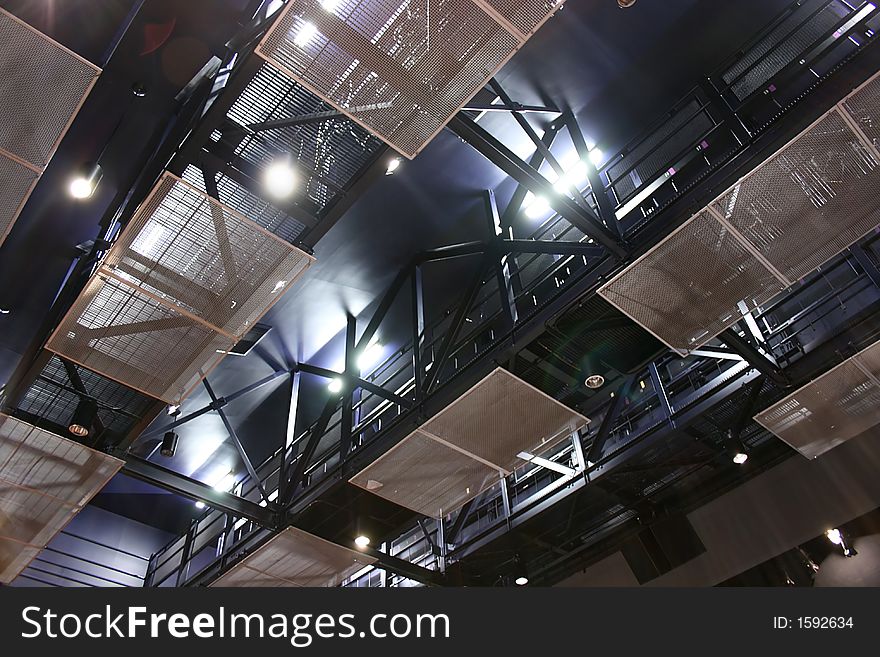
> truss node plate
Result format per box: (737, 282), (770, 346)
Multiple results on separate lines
(0, 414), (122, 584)
(211, 527), (376, 587)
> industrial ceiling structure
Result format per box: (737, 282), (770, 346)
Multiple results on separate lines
(2, 0), (880, 589)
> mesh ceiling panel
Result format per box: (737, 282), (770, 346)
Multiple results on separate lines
(0, 8), (101, 169)
(0, 150), (39, 247)
(211, 527), (376, 587)
(599, 210), (787, 354)
(0, 414), (122, 584)
(47, 173), (314, 403)
(46, 274), (235, 404)
(422, 368), (588, 472)
(754, 340), (880, 459)
(350, 429), (500, 517)
(712, 110), (880, 283)
(478, 0), (562, 35)
(256, 0), (563, 158)
(352, 369), (585, 516)
(600, 71), (880, 354)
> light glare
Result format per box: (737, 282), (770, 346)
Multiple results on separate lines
(354, 535), (371, 548)
(293, 21), (318, 47)
(263, 158), (297, 198)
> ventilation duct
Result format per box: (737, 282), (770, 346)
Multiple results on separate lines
(0, 8), (101, 246)
(599, 69), (880, 354)
(211, 527), (376, 587)
(754, 339), (880, 460)
(46, 173), (314, 403)
(255, 0), (565, 159)
(351, 368), (588, 517)
(0, 414), (122, 584)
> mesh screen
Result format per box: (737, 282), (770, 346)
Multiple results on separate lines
(46, 274), (235, 403)
(256, 0), (533, 158)
(599, 210), (786, 353)
(103, 174), (313, 338)
(350, 429), (500, 517)
(713, 111), (880, 283)
(0, 414), (122, 584)
(478, 0), (562, 36)
(754, 342), (880, 459)
(0, 150), (39, 246)
(841, 70), (880, 153)
(211, 527), (376, 587)
(423, 368), (587, 472)
(0, 8), (101, 169)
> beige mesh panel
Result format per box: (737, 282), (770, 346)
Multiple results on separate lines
(0, 8), (101, 169)
(840, 70), (880, 153)
(47, 173), (313, 404)
(599, 210), (787, 354)
(211, 527), (376, 587)
(0, 414), (123, 584)
(0, 150), (40, 247)
(713, 110), (880, 283)
(352, 369), (585, 516)
(255, 0), (563, 158)
(350, 429), (501, 517)
(478, 0), (562, 35)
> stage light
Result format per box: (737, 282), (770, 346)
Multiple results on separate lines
(589, 148), (604, 167)
(328, 378), (343, 393)
(585, 374), (605, 389)
(385, 158), (401, 175)
(358, 341), (384, 371)
(263, 155), (297, 199)
(826, 528), (842, 545)
(194, 501), (206, 510)
(160, 431), (179, 457)
(523, 192), (551, 219)
(68, 398), (98, 437)
(69, 162), (103, 199)
(732, 451), (749, 465)
(354, 535), (371, 548)
(515, 576), (529, 586)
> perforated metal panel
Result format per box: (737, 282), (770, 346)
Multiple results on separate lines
(351, 368), (587, 516)
(599, 210), (787, 354)
(754, 340), (880, 459)
(600, 70), (880, 354)
(47, 173), (314, 403)
(0, 150), (40, 246)
(256, 0), (564, 158)
(0, 414), (122, 584)
(211, 527), (376, 587)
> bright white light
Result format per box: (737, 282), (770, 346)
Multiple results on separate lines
(515, 576), (529, 586)
(523, 192), (551, 219)
(358, 342), (384, 371)
(328, 378), (343, 393)
(826, 528), (843, 545)
(167, 404), (179, 415)
(212, 471), (237, 492)
(553, 160), (589, 194)
(69, 177), (95, 199)
(263, 158), (297, 199)
(354, 535), (371, 548)
(133, 222), (167, 258)
(293, 21), (318, 47)
(320, 0), (341, 10)
(589, 148), (604, 167)
(272, 280), (287, 293)
(385, 158), (401, 175)
(194, 501), (206, 510)
(732, 452), (748, 465)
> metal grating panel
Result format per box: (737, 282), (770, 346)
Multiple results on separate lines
(840, 70), (880, 153)
(0, 8), (101, 169)
(352, 369), (586, 516)
(0, 414), (122, 584)
(713, 110), (880, 283)
(350, 429), (500, 517)
(0, 150), (40, 246)
(255, 0), (562, 158)
(47, 173), (314, 403)
(479, 0), (562, 36)
(599, 210), (787, 354)
(211, 527), (376, 587)
(754, 340), (880, 459)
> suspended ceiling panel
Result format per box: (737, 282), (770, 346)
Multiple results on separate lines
(754, 340), (880, 459)
(47, 173), (314, 403)
(351, 368), (587, 517)
(0, 414), (122, 584)
(255, 0), (564, 159)
(211, 527), (376, 587)
(0, 8), (101, 247)
(600, 69), (880, 354)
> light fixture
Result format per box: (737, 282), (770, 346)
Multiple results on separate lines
(515, 576), (529, 586)
(357, 340), (384, 371)
(263, 155), (297, 199)
(724, 430), (749, 465)
(523, 192), (551, 219)
(69, 162), (103, 199)
(160, 431), (179, 457)
(588, 147), (604, 167)
(732, 451), (749, 465)
(167, 404), (179, 415)
(552, 160), (589, 194)
(328, 378), (343, 393)
(68, 398), (98, 437)
(585, 374), (605, 389)
(293, 21), (318, 47)
(194, 501), (206, 510)
(513, 555), (529, 586)
(825, 528), (842, 545)
(354, 535), (371, 548)
(385, 158), (401, 175)
(0, 308), (10, 315)
(826, 528), (857, 557)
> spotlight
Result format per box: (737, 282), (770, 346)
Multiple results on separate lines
(357, 340), (384, 371)
(212, 471), (237, 492)
(385, 158), (401, 175)
(513, 555), (528, 586)
(160, 431), (179, 457)
(724, 431), (749, 464)
(293, 21), (318, 47)
(585, 374), (605, 389)
(263, 155), (297, 199)
(826, 528), (857, 557)
(328, 378), (343, 393)
(523, 192), (551, 219)
(515, 576), (529, 586)
(825, 528), (842, 545)
(194, 501), (206, 510)
(732, 451), (749, 465)
(68, 398), (98, 437)
(69, 162), (103, 199)
(552, 160), (588, 193)
(354, 535), (371, 548)
(618, 0), (637, 7)
(588, 147), (604, 167)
